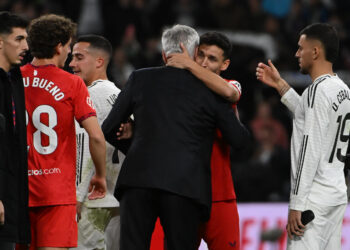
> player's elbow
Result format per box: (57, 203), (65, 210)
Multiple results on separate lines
(224, 88), (240, 103)
(89, 130), (106, 146)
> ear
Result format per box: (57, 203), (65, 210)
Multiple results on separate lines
(0, 36), (4, 50)
(96, 57), (104, 69)
(313, 46), (320, 60)
(55, 43), (63, 55)
(220, 59), (230, 72)
(161, 51), (167, 64)
(193, 46), (198, 60)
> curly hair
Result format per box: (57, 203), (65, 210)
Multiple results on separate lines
(28, 14), (76, 59)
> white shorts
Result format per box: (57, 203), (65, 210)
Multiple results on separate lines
(105, 212), (121, 250)
(71, 205), (119, 250)
(287, 200), (347, 250)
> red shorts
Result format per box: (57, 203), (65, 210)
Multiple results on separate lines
(199, 199), (240, 250)
(28, 205), (77, 249)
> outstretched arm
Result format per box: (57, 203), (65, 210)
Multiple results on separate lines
(167, 44), (240, 103)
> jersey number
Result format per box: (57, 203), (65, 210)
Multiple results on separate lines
(329, 113), (350, 163)
(27, 105), (58, 155)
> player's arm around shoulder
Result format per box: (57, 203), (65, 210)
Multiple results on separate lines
(81, 116), (107, 199)
(166, 43), (241, 103)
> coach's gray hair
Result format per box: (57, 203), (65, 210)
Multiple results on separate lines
(161, 24), (199, 58)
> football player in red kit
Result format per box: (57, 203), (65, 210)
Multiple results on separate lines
(20, 14), (107, 250)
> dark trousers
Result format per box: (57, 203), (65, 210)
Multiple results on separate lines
(0, 241), (15, 250)
(119, 188), (201, 250)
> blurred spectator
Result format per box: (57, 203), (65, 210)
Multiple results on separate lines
(135, 36), (163, 68)
(246, 0), (266, 32)
(250, 101), (289, 149)
(302, 0), (330, 24)
(77, 0), (104, 35)
(209, 0), (249, 30)
(233, 124), (290, 202)
(110, 46), (135, 89)
(262, 0), (292, 18)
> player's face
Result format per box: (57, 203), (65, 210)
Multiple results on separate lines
(195, 44), (229, 75)
(69, 42), (96, 86)
(58, 38), (72, 68)
(295, 34), (314, 75)
(0, 27), (28, 70)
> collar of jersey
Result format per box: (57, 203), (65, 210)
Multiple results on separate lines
(313, 73), (334, 83)
(29, 63), (56, 68)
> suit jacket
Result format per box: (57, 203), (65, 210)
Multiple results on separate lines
(102, 66), (249, 218)
(0, 67), (30, 243)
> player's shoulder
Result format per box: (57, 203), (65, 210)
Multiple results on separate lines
(21, 64), (82, 82)
(56, 67), (83, 82)
(225, 79), (242, 98)
(89, 79), (120, 93)
(315, 74), (347, 94)
(226, 79), (241, 89)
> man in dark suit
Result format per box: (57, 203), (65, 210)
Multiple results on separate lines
(0, 12), (30, 249)
(102, 24), (249, 250)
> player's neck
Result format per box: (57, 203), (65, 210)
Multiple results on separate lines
(87, 71), (108, 86)
(0, 56), (11, 72)
(31, 57), (59, 67)
(309, 61), (333, 82)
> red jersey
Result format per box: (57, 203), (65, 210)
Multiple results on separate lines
(211, 80), (241, 202)
(21, 64), (96, 207)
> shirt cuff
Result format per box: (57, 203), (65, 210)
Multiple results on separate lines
(289, 193), (307, 211)
(281, 88), (300, 113)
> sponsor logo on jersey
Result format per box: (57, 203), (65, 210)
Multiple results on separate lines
(86, 96), (94, 108)
(28, 167), (61, 176)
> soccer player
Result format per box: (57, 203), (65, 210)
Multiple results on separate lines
(22, 15), (107, 250)
(69, 34), (124, 250)
(0, 11), (30, 250)
(164, 31), (242, 250)
(256, 23), (350, 249)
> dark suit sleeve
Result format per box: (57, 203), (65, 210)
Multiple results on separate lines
(102, 72), (135, 147)
(215, 99), (251, 149)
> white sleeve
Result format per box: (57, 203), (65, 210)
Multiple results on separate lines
(281, 88), (301, 114)
(289, 87), (330, 210)
(90, 86), (120, 125)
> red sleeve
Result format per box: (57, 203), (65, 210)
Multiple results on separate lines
(225, 79), (242, 103)
(73, 78), (96, 123)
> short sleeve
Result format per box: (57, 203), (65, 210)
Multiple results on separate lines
(73, 78), (96, 123)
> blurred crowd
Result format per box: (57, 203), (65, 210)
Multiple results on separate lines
(2, 0), (350, 202)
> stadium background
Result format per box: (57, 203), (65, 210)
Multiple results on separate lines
(1, 0), (350, 249)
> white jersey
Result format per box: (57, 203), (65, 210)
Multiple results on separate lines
(76, 79), (124, 208)
(281, 74), (350, 211)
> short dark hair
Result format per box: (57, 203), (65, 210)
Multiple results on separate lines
(28, 14), (76, 59)
(77, 35), (112, 63)
(0, 11), (28, 35)
(199, 32), (232, 60)
(300, 23), (339, 63)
